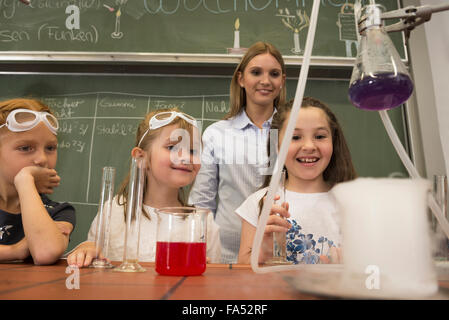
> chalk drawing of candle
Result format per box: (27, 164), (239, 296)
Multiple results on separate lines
(111, 9), (123, 39)
(233, 18), (240, 49)
(109, 0), (128, 39)
(227, 18), (247, 54)
(277, 8), (310, 55)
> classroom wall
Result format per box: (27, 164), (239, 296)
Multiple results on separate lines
(422, 0), (449, 180)
(404, 0), (449, 180)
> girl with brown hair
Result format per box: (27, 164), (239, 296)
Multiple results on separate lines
(236, 97), (357, 265)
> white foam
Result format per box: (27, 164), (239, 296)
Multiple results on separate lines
(331, 178), (438, 298)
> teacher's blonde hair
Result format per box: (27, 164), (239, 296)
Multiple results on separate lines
(225, 41), (287, 120)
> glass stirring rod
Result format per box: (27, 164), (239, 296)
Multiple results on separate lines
(268, 169), (290, 264)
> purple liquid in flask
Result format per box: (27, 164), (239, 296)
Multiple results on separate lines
(348, 72), (413, 111)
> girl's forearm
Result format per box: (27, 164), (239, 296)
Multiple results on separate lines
(0, 239), (30, 261)
(16, 177), (68, 265)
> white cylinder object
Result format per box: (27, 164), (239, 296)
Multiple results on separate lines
(331, 178), (438, 298)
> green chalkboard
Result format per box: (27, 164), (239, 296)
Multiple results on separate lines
(0, 73), (408, 251)
(0, 0), (405, 58)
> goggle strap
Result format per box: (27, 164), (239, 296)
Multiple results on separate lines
(137, 129), (150, 148)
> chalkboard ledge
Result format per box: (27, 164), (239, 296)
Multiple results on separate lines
(0, 51), (360, 67)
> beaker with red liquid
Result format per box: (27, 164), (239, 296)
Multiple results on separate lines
(155, 207), (209, 276)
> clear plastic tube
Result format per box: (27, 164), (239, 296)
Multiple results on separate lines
(379, 110), (449, 239)
(250, 0), (321, 273)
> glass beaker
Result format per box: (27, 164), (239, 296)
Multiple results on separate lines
(155, 207), (209, 276)
(332, 178), (438, 298)
(348, 4), (413, 110)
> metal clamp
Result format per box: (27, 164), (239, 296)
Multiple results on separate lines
(381, 3), (449, 38)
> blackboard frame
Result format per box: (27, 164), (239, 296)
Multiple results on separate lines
(0, 51), (360, 66)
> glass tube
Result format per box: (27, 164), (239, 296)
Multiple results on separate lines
(433, 175), (449, 261)
(266, 169), (291, 265)
(91, 166), (115, 268)
(114, 156), (146, 272)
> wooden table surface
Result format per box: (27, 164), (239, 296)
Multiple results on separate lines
(0, 260), (313, 300)
(1, 260), (448, 301)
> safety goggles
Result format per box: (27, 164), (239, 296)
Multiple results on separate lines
(138, 111), (198, 147)
(0, 109), (59, 135)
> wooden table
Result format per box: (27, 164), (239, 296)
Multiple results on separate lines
(1, 260), (448, 301)
(0, 260), (312, 300)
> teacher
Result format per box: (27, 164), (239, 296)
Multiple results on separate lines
(189, 41), (287, 263)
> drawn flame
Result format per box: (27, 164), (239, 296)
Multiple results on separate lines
(235, 18), (240, 30)
(117, 9), (121, 17)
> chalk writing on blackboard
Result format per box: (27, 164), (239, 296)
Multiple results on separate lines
(41, 91), (229, 204)
(37, 23), (99, 43)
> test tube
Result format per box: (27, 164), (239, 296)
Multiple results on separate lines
(267, 169), (291, 265)
(114, 156), (146, 272)
(91, 166), (115, 268)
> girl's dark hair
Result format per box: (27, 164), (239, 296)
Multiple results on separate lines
(258, 97), (357, 214)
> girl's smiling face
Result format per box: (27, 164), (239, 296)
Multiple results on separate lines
(0, 122), (58, 186)
(280, 107), (333, 191)
(238, 52), (285, 110)
(147, 124), (201, 189)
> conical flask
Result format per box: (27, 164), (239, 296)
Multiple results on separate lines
(348, 4), (413, 111)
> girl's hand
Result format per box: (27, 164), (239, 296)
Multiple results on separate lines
(259, 195), (291, 263)
(319, 246), (342, 264)
(14, 166), (60, 194)
(67, 241), (108, 268)
(264, 195), (291, 233)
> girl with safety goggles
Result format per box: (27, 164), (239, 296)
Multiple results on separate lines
(0, 98), (75, 265)
(67, 108), (221, 267)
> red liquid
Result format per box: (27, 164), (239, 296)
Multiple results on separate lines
(155, 241), (206, 276)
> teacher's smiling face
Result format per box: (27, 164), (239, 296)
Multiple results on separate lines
(238, 52), (285, 110)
